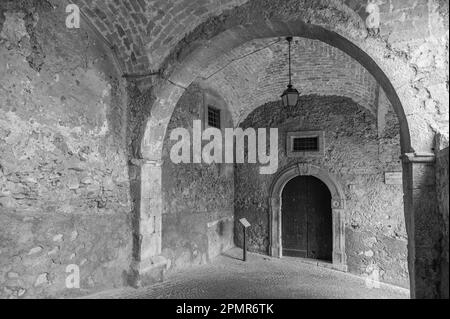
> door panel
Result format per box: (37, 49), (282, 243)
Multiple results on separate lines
(281, 177), (308, 257)
(281, 176), (332, 262)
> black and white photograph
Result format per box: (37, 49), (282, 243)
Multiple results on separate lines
(0, 0), (448, 307)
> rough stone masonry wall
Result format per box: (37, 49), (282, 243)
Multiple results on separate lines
(73, 0), (448, 298)
(0, 2), (132, 298)
(436, 146), (449, 299)
(161, 84), (234, 272)
(235, 96), (409, 288)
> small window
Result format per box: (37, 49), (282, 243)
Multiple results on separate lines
(287, 131), (325, 158)
(207, 106), (221, 129)
(292, 137), (319, 152)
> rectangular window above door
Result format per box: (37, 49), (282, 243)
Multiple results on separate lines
(287, 131), (325, 157)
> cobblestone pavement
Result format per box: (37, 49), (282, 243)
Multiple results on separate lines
(84, 249), (410, 299)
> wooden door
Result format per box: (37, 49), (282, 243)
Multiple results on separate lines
(281, 176), (332, 262)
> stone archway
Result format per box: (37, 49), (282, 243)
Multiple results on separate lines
(269, 164), (347, 272)
(135, 21), (417, 292)
(135, 2), (443, 298)
(142, 21), (413, 162)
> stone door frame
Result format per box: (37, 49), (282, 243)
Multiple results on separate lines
(269, 163), (347, 271)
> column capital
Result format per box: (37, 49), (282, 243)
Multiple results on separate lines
(130, 158), (163, 167)
(401, 152), (435, 164)
(270, 196), (280, 206)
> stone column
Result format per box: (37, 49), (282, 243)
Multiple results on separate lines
(129, 159), (168, 287)
(270, 197), (282, 258)
(332, 206), (347, 272)
(402, 152), (440, 299)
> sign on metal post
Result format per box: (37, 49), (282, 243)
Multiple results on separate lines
(240, 218), (251, 228)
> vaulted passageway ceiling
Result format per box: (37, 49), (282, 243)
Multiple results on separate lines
(73, 0), (433, 148)
(196, 37), (385, 125)
(74, 0), (248, 72)
(73, 0), (376, 74)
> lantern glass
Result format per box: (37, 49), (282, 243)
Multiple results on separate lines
(281, 86), (299, 107)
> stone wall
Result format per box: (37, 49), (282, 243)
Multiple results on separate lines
(234, 96), (409, 288)
(436, 147), (449, 299)
(0, 0), (446, 299)
(161, 84), (234, 272)
(0, 2), (132, 298)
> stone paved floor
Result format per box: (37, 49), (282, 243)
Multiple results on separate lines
(84, 248), (410, 299)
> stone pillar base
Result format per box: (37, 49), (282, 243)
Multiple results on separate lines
(129, 255), (169, 288)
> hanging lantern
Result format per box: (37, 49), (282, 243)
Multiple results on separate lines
(281, 37), (300, 107)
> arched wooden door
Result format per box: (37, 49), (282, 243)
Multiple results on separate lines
(281, 176), (332, 262)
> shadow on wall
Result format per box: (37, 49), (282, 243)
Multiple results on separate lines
(160, 84), (235, 273)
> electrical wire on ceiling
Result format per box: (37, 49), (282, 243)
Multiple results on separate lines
(203, 38), (283, 80)
(122, 37), (285, 90)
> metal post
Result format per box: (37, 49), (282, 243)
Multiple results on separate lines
(243, 226), (247, 262)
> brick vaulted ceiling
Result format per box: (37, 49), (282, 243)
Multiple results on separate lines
(71, 0), (390, 121)
(75, 0), (248, 73)
(73, 0), (377, 74)
(198, 37), (384, 125)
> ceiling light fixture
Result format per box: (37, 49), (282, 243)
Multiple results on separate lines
(281, 37), (300, 108)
